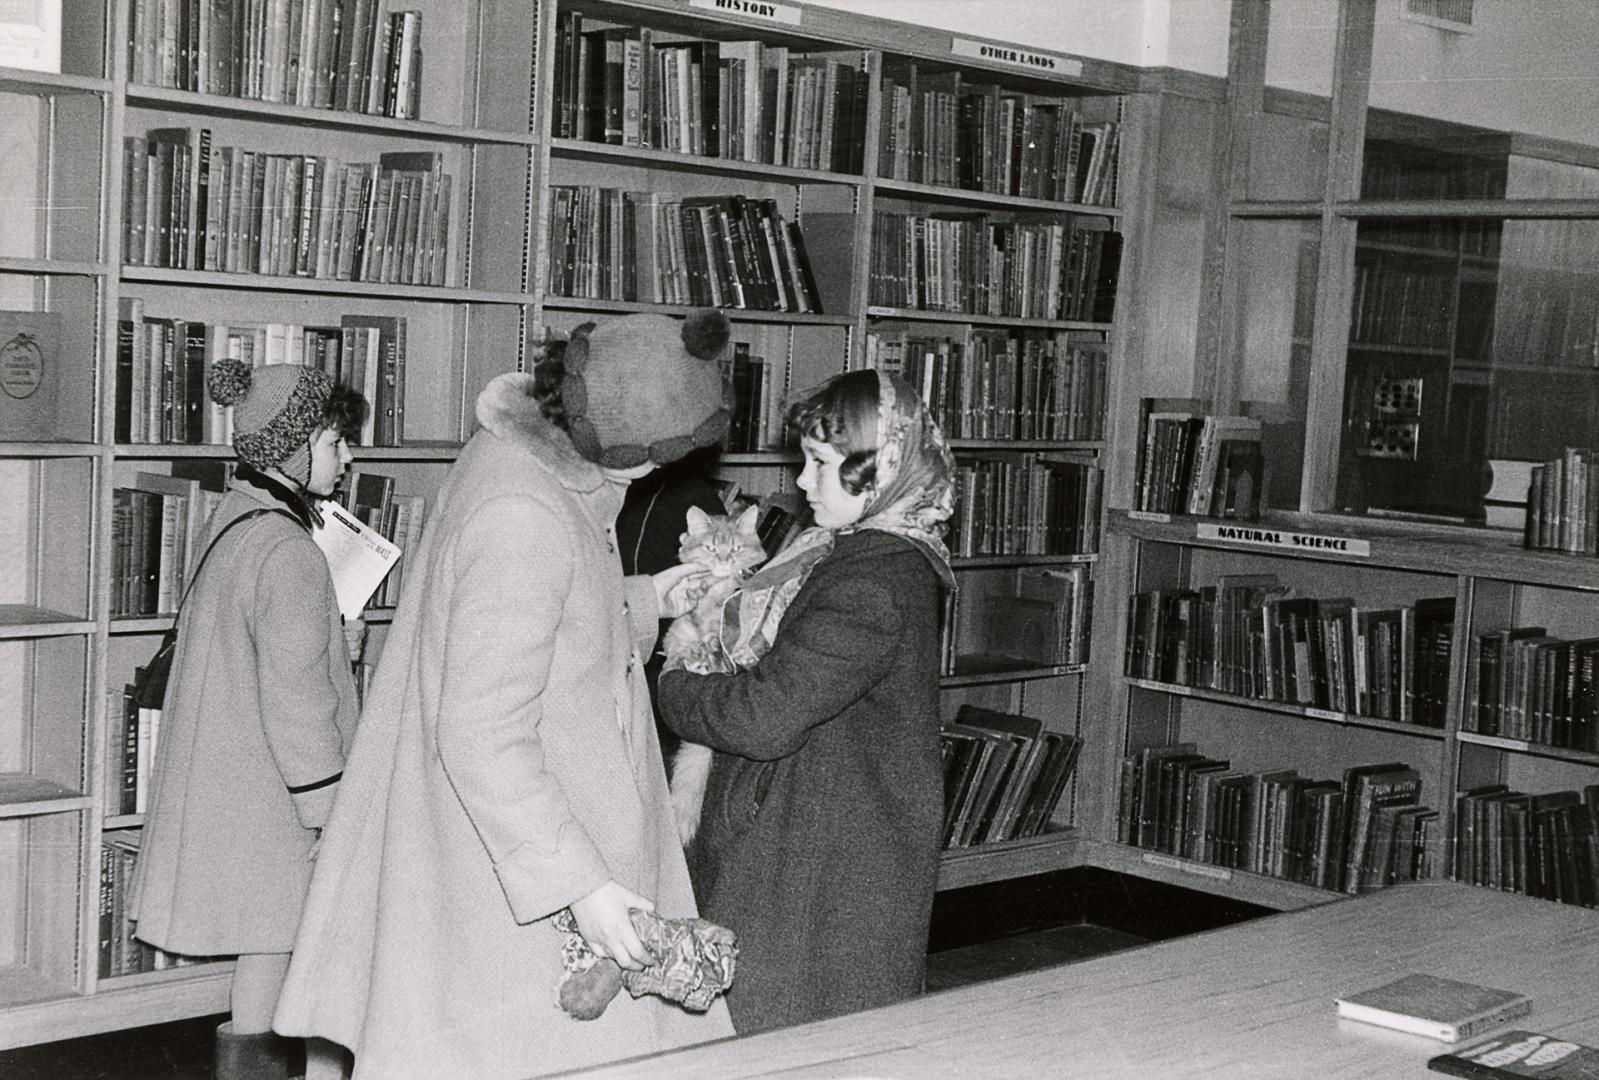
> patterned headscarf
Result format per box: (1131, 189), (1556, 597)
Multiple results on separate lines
(713, 370), (956, 672)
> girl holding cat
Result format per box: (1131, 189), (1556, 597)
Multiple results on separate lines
(658, 368), (956, 1035)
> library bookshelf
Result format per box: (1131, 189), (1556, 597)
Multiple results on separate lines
(1, 0), (1152, 1051)
(527, 0), (1145, 887)
(0, 0), (538, 1048)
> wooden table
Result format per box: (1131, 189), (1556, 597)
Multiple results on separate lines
(557, 881), (1599, 1079)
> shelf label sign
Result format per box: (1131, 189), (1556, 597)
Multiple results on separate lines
(950, 38), (1082, 77)
(1196, 522), (1372, 557)
(690, 0), (803, 25)
(1142, 852), (1233, 881)
(1128, 510), (1172, 523)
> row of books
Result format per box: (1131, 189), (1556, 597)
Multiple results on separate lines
(127, 0), (424, 117)
(115, 301), (407, 447)
(1464, 626), (1599, 751)
(1453, 782), (1599, 909)
(1349, 258), (1455, 349)
(1119, 746), (1438, 895)
(865, 331), (1107, 443)
(552, 15), (867, 175)
(110, 471), (225, 618)
(878, 61), (1120, 207)
(868, 212), (1121, 323)
(99, 831), (194, 978)
(941, 706), (1083, 848)
(942, 564), (1093, 676)
(1125, 582), (1456, 727)
(123, 131), (451, 285)
(723, 342), (776, 454)
(1134, 410), (1265, 519)
(544, 187), (822, 313)
(1522, 447), (1599, 556)
(947, 456), (1102, 559)
(1491, 275), (1599, 371)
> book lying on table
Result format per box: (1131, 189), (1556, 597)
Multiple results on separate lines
(1335, 973), (1532, 1043)
(1429, 1031), (1599, 1079)
(311, 500), (402, 619)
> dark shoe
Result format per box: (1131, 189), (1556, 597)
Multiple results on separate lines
(214, 1021), (292, 1080)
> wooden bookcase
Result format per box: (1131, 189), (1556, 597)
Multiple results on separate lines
(0, 0), (538, 1048)
(525, 0), (1144, 895)
(0, 0), (1150, 1049)
(1082, 1), (1599, 918)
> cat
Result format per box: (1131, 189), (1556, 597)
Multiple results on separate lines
(662, 503), (766, 845)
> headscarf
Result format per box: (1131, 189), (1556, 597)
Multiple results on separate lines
(712, 370), (956, 672)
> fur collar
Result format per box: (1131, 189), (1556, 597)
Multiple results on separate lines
(474, 372), (605, 493)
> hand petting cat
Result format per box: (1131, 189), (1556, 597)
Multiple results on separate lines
(653, 562), (714, 619)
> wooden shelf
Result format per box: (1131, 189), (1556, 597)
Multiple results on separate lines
(0, 68), (110, 95)
(868, 306), (1110, 331)
(0, 607), (93, 639)
(873, 177), (1121, 217)
(1124, 678), (1448, 740)
(942, 660), (1085, 688)
(541, 295), (855, 325)
(0, 776), (90, 817)
(1078, 840), (1341, 912)
(119, 267), (532, 304)
(1456, 731), (1599, 766)
(0, 963), (235, 1051)
(549, 137), (866, 186)
(1108, 508), (1599, 591)
(936, 829), (1083, 891)
(0, 256), (110, 276)
(950, 553), (1098, 569)
(947, 439), (1106, 452)
(124, 85), (534, 144)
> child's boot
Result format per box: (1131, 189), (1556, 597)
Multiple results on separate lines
(214, 1021), (292, 1080)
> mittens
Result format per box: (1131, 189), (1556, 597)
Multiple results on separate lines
(554, 908), (738, 1020)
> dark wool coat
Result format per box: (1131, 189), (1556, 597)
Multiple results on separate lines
(130, 481), (359, 955)
(658, 529), (946, 1035)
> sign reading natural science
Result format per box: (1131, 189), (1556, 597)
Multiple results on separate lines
(1195, 522), (1372, 558)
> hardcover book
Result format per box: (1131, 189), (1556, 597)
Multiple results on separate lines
(0, 309), (62, 441)
(1336, 973), (1532, 1043)
(1430, 1031), (1599, 1079)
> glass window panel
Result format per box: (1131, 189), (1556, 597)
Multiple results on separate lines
(1364, 6), (1599, 199)
(1335, 216), (1599, 525)
(1253, 0), (1336, 202)
(1234, 218), (1320, 513)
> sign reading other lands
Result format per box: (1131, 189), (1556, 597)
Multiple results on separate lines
(1195, 522), (1372, 558)
(950, 38), (1082, 77)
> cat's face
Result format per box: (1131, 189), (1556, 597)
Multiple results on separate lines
(679, 506), (765, 579)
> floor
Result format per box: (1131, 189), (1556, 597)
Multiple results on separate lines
(1, 868), (1259, 1079)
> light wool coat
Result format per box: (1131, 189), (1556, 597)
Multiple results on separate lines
(131, 482), (359, 955)
(275, 373), (733, 1080)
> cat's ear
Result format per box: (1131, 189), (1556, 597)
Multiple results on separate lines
(734, 504), (761, 535)
(685, 506), (714, 535)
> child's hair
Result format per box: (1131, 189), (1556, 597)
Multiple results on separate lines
(324, 384), (370, 444)
(786, 370), (881, 496)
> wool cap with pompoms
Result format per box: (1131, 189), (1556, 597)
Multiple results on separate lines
(561, 310), (733, 468)
(209, 358), (334, 484)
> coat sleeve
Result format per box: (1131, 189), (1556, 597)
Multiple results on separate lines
(658, 560), (901, 761)
(253, 534), (355, 830)
(434, 495), (611, 925)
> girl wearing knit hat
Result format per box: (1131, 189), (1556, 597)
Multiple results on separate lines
(129, 359), (370, 1080)
(275, 312), (736, 1079)
(657, 368), (957, 1036)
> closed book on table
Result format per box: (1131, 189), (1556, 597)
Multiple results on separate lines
(1429, 1031), (1599, 1079)
(1335, 972), (1532, 1043)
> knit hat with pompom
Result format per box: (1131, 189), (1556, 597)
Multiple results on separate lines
(209, 359), (334, 484)
(560, 310), (732, 469)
